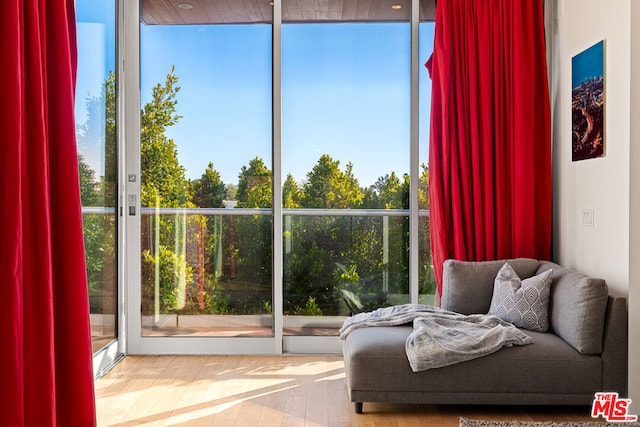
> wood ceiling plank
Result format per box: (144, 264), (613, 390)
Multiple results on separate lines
(328, 0), (343, 21)
(353, 0), (372, 20)
(257, 0), (274, 23)
(242, 0), (270, 24)
(340, 0), (357, 21)
(178, 0), (218, 24)
(298, 0), (316, 21)
(283, 0), (302, 22)
(141, 0), (435, 25)
(385, 0), (409, 21)
(315, 0), (330, 21)
(216, 0), (243, 23)
(419, 0), (435, 22)
(141, 0), (185, 25)
(365, 0), (410, 21)
(367, 0), (384, 20)
(198, 0), (224, 24)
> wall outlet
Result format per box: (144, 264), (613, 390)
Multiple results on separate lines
(582, 209), (595, 228)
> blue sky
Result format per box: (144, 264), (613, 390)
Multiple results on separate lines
(282, 23), (414, 187)
(76, 2), (434, 188)
(75, 1), (116, 178)
(572, 40), (604, 88)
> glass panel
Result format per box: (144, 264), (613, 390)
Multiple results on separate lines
(283, 213), (409, 335)
(419, 17), (436, 304)
(282, 22), (411, 210)
(139, 8), (273, 337)
(282, 3), (411, 335)
(75, 0), (118, 353)
(140, 210), (273, 336)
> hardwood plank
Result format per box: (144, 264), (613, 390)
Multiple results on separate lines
(95, 355), (598, 427)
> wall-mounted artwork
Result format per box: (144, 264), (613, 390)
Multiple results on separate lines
(572, 40), (605, 162)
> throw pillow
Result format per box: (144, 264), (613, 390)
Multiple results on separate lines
(488, 262), (553, 332)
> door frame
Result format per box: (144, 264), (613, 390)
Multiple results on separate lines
(120, 0), (423, 356)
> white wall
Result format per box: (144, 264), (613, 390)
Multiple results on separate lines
(549, 0), (640, 411)
(551, 0), (630, 294)
(628, 0), (640, 413)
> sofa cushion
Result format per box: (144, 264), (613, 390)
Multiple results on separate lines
(488, 263), (553, 332)
(442, 258), (540, 314)
(537, 261), (609, 354)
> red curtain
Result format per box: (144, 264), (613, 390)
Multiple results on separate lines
(427, 0), (552, 295)
(0, 1), (96, 425)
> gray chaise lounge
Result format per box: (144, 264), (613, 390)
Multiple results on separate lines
(341, 258), (628, 414)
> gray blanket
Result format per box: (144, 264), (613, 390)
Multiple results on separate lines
(339, 304), (533, 372)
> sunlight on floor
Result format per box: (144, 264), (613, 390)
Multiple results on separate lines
(95, 355), (597, 427)
(96, 356), (349, 426)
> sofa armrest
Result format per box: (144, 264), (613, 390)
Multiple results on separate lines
(601, 296), (628, 395)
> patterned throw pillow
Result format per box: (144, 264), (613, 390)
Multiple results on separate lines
(488, 263), (553, 332)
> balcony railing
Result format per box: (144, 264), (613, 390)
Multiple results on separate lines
(131, 207), (429, 217)
(82, 206), (435, 336)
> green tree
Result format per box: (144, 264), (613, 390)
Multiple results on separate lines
(283, 156), (364, 314)
(221, 157), (273, 296)
(192, 162), (226, 208)
(236, 157), (272, 208)
(419, 163), (429, 209)
(418, 163), (435, 295)
(141, 245), (194, 314)
(76, 95), (105, 159)
(78, 155), (101, 207)
(302, 154), (364, 209)
(282, 174), (302, 208)
(76, 71), (118, 314)
(226, 183), (238, 201)
(103, 71), (117, 207)
(136, 68), (203, 315)
(76, 71), (117, 208)
(189, 163), (226, 311)
(363, 172), (409, 210)
(77, 153), (115, 312)
(140, 66), (191, 208)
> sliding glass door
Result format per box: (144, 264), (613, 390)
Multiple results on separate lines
(281, 17), (412, 339)
(139, 22), (273, 340)
(75, 0), (120, 373)
(125, 0), (435, 354)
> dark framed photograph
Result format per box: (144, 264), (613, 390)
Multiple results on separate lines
(571, 40), (605, 162)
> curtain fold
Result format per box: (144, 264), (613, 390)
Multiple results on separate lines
(0, 1), (96, 425)
(427, 0), (552, 295)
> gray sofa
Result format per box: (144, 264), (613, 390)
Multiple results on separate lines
(341, 258), (628, 414)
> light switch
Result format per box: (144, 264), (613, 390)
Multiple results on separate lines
(582, 209), (594, 228)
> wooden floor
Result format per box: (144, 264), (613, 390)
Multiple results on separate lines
(95, 355), (597, 427)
